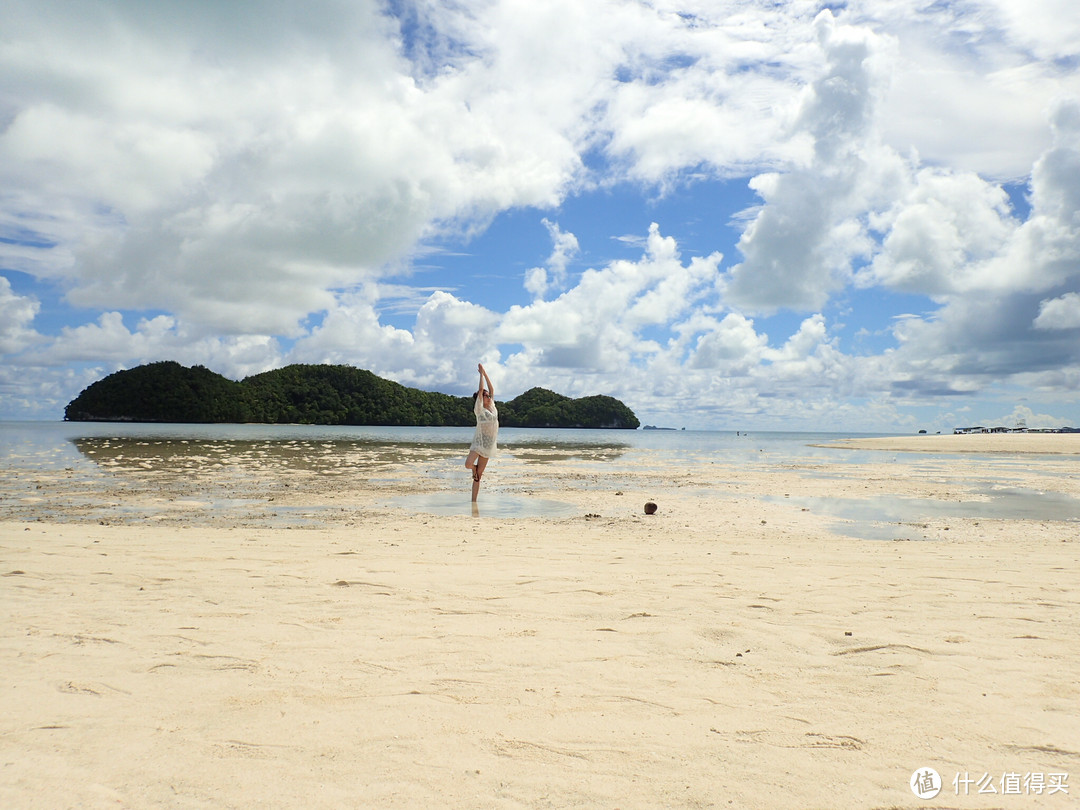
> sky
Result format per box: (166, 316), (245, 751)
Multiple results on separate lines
(2, 0), (1080, 432)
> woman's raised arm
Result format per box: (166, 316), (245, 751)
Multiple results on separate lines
(478, 363), (494, 399)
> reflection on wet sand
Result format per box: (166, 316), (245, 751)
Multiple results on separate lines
(72, 437), (458, 474)
(25, 437), (462, 527)
(389, 491), (579, 518)
(26, 436), (610, 526)
(503, 439), (629, 465)
(71, 436), (631, 471)
(776, 487), (1080, 540)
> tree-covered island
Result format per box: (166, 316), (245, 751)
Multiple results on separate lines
(64, 361), (640, 429)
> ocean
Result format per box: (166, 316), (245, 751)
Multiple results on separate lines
(0, 420), (883, 468)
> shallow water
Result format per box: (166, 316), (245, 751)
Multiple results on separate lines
(3, 421), (1077, 528)
(774, 487), (1080, 540)
(0, 421), (886, 468)
(387, 491), (581, 518)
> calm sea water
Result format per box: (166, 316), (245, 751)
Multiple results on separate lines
(0, 420), (884, 469)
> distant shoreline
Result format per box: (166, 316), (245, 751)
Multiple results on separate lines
(818, 432), (1080, 454)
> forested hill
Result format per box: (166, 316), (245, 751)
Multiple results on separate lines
(63, 361), (640, 429)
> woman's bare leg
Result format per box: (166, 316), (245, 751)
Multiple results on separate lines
(471, 455), (489, 501)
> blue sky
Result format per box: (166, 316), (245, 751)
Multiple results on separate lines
(2, 0), (1080, 431)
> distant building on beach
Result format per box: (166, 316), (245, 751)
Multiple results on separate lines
(954, 425), (1077, 434)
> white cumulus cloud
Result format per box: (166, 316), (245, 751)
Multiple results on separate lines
(0, 277), (41, 354)
(1034, 292), (1080, 330)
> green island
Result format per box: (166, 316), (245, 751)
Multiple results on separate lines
(64, 361), (640, 429)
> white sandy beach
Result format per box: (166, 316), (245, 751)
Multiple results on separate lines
(823, 432), (1080, 455)
(2, 433), (1078, 808)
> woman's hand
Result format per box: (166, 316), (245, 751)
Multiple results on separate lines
(477, 363), (493, 399)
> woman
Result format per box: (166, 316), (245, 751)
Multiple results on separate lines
(465, 363), (498, 501)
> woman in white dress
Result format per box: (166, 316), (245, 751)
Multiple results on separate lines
(465, 363), (498, 501)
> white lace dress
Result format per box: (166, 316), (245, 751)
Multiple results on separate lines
(469, 397), (499, 458)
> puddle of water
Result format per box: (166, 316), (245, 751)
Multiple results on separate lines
(388, 491), (581, 518)
(772, 487), (1080, 540)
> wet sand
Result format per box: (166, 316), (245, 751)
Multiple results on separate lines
(821, 432), (1080, 455)
(2, 434), (1078, 808)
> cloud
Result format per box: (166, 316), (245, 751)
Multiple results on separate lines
(996, 404), (1071, 431)
(499, 222), (721, 368)
(290, 286), (500, 391)
(44, 312), (282, 379)
(878, 99), (1080, 395)
(2, 1), (426, 333)
(850, 0), (1080, 178)
(1033, 292), (1080, 330)
(0, 363), (103, 421)
(523, 219), (580, 300)
(723, 8), (1080, 314)
(711, 8), (1080, 407)
(0, 277), (41, 354)
(862, 170), (1017, 295)
(0, 0), (611, 335)
(687, 313), (768, 373)
(723, 11), (904, 313)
